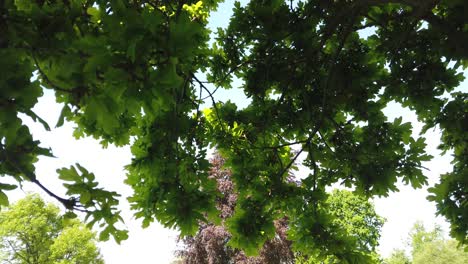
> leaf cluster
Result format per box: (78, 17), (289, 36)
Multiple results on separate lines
(178, 154), (385, 263)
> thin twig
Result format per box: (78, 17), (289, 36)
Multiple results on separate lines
(318, 130), (335, 153)
(5, 240), (28, 264)
(192, 75), (227, 133)
(308, 143), (318, 191)
(3, 152), (88, 213)
(30, 52), (74, 94)
(200, 60), (251, 100)
(277, 146), (305, 180)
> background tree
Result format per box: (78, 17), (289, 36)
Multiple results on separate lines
(0, 194), (104, 264)
(384, 222), (468, 264)
(0, 0), (466, 259)
(410, 223), (468, 264)
(383, 250), (410, 264)
(177, 154), (384, 263)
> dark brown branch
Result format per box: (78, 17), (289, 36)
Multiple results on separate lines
(273, 148), (285, 171)
(30, 179), (75, 210)
(192, 75), (227, 133)
(277, 145), (305, 181)
(2, 152), (88, 213)
(274, 129), (319, 181)
(309, 144), (318, 189)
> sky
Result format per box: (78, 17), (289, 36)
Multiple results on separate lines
(5, 1), (468, 263)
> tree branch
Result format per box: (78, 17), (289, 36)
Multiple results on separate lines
(200, 60), (251, 101)
(2, 152), (88, 213)
(318, 130), (335, 154)
(30, 52), (74, 94)
(192, 74), (227, 133)
(5, 239), (29, 264)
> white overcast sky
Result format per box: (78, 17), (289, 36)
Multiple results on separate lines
(6, 1), (467, 263)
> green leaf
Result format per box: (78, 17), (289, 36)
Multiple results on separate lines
(0, 191), (9, 207)
(80, 191), (91, 205)
(56, 105), (72, 128)
(86, 7), (101, 23)
(36, 147), (55, 158)
(57, 167), (80, 182)
(0, 183), (17, 191)
(127, 37), (141, 63)
(24, 109), (51, 131)
(14, 0), (33, 11)
(63, 211), (78, 219)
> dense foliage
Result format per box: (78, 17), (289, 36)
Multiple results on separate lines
(177, 154), (295, 264)
(0, 0), (467, 261)
(384, 222), (468, 264)
(177, 154), (384, 263)
(0, 194), (103, 264)
(384, 250), (410, 264)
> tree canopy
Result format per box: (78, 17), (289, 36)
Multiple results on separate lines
(177, 154), (384, 263)
(0, 0), (467, 261)
(0, 194), (103, 264)
(384, 222), (468, 264)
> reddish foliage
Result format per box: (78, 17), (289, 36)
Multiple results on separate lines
(177, 154), (294, 264)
